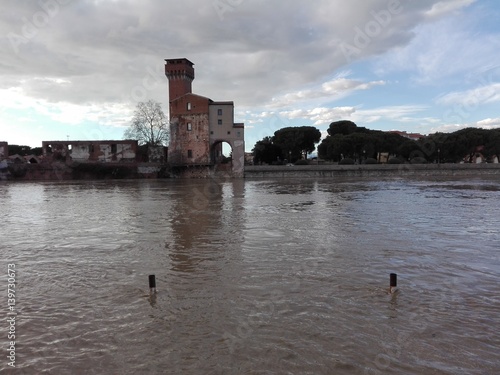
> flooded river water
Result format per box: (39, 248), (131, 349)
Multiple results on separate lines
(1, 176), (499, 374)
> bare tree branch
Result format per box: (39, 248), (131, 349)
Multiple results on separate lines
(123, 100), (169, 146)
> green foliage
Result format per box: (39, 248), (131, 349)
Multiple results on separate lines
(397, 140), (420, 160)
(255, 121), (500, 165)
(410, 157), (427, 164)
(294, 159), (309, 165)
(273, 126), (322, 161)
(317, 134), (346, 162)
(252, 136), (282, 164)
(364, 158), (378, 164)
(388, 157), (402, 164)
(6, 145), (42, 157)
(484, 130), (500, 158)
(31, 147), (44, 156)
(339, 158), (355, 165)
(8, 145), (32, 156)
(252, 126), (321, 164)
(327, 120), (358, 136)
(425, 127), (500, 163)
(319, 121), (406, 162)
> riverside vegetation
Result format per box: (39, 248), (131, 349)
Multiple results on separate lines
(252, 120), (500, 165)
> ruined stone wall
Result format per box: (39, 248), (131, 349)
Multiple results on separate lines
(43, 140), (137, 162)
(0, 141), (8, 159)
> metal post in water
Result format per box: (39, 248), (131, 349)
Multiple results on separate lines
(390, 273), (397, 294)
(149, 274), (156, 293)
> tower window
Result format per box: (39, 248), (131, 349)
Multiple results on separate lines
(187, 102), (192, 110)
(187, 122), (192, 131)
(187, 150), (193, 158)
(217, 109), (223, 116)
(218, 119), (222, 125)
(227, 131), (231, 135)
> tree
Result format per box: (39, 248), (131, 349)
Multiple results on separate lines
(398, 139), (420, 160)
(252, 136), (282, 164)
(318, 134), (349, 161)
(319, 119), (414, 161)
(8, 145), (32, 156)
(124, 100), (169, 146)
(484, 129), (500, 159)
(327, 120), (358, 136)
(273, 126), (321, 161)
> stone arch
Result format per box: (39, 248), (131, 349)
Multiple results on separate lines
(210, 139), (244, 177)
(211, 140), (232, 165)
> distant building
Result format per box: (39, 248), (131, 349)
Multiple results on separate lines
(388, 130), (424, 141)
(377, 152), (390, 163)
(165, 58), (245, 177)
(244, 152), (254, 165)
(42, 140), (138, 162)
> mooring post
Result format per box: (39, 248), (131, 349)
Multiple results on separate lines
(149, 274), (156, 293)
(390, 273), (397, 294)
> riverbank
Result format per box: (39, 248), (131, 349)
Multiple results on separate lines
(0, 162), (168, 181)
(244, 163), (500, 178)
(3, 162), (500, 181)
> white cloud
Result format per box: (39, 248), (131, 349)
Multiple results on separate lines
(353, 105), (430, 124)
(436, 83), (500, 106)
(275, 105), (434, 129)
(0, 0), (498, 147)
(269, 73), (385, 108)
(373, 2), (496, 85)
(425, 0), (477, 19)
(0, 86), (132, 128)
(279, 107), (357, 125)
(0, 0), (428, 108)
(431, 117), (500, 133)
(477, 118), (500, 128)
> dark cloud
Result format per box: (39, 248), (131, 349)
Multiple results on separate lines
(0, 0), (480, 116)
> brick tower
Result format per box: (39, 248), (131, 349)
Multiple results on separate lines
(165, 58), (245, 177)
(164, 58), (194, 102)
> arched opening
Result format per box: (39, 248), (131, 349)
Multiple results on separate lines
(211, 140), (233, 166)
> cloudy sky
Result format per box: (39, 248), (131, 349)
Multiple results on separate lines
(1, 0), (500, 151)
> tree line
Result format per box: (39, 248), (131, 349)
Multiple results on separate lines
(253, 126), (321, 164)
(252, 120), (500, 164)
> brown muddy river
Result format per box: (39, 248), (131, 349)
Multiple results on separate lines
(1, 176), (499, 374)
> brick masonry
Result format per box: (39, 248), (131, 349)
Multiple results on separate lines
(165, 58), (245, 177)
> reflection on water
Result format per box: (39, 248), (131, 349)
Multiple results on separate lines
(0, 176), (499, 374)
